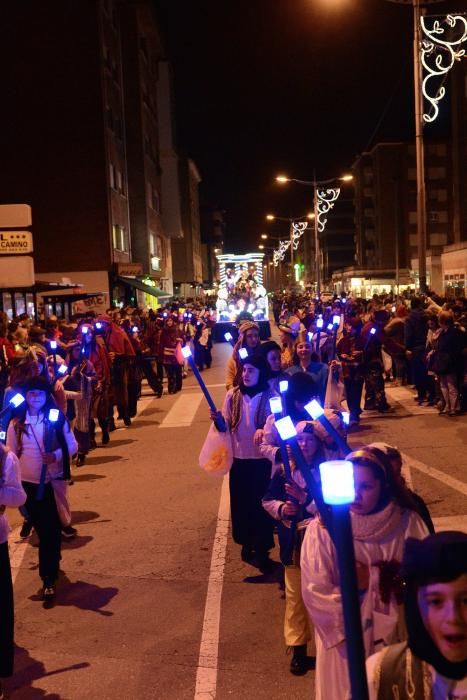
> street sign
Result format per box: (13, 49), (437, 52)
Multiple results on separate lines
(0, 231), (33, 254)
(0, 256), (34, 286)
(0, 204), (32, 228)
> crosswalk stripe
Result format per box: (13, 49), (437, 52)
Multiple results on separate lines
(159, 393), (204, 428)
(402, 452), (467, 498)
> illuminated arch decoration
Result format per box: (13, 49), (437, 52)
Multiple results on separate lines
(420, 13), (467, 123)
(317, 188), (340, 233)
(273, 239), (290, 266)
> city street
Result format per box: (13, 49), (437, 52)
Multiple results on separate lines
(6, 339), (467, 700)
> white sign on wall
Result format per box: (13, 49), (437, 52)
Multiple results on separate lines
(0, 231), (33, 254)
(0, 256), (34, 286)
(0, 204), (32, 228)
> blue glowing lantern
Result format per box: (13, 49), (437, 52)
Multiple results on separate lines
(49, 340), (57, 350)
(10, 393), (25, 408)
(279, 380), (289, 394)
(370, 327), (376, 335)
(333, 314), (340, 326)
(341, 411), (350, 426)
(57, 364), (68, 376)
(269, 396), (283, 415)
(239, 347), (248, 360)
(275, 416), (297, 441)
(48, 408), (60, 422)
(319, 460), (355, 505)
(181, 346), (192, 359)
(304, 399), (324, 420)
(316, 317), (324, 329)
(224, 332), (233, 342)
(95, 322), (103, 330)
(307, 331), (314, 342)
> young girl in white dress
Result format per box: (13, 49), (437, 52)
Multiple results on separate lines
(300, 445), (429, 700)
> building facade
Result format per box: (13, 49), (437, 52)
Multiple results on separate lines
(0, 0), (178, 314)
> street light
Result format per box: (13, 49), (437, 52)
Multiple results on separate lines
(276, 174), (353, 297)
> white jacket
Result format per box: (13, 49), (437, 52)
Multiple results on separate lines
(0, 449), (26, 544)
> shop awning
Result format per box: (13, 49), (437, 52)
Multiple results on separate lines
(117, 276), (171, 298)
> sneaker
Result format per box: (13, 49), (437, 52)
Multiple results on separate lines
(20, 520), (33, 539)
(42, 584), (56, 609)
(61, 525), (77, 539)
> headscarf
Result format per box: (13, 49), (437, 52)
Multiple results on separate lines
(402, 531), (467, 680)
(238, 353), (270, 397)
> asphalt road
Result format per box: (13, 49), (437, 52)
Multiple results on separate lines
(5, 338), (467, 699)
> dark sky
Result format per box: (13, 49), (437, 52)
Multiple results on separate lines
(156, 0), (460, 251)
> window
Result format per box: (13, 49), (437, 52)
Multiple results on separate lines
(112, 225), (128, 252)
(109, 163), (115, 190)
(116, 169), (124, 194)
(427, 167), (446, 180)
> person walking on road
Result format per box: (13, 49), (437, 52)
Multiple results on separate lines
(212, 353), (275, 571)
(0, 442), (26, 698)
(7, 377), (78, 608)
(225, 320), (261, 389)
(301, 446), (429, 700)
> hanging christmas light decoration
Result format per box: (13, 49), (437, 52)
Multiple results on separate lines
(420, 13), (467, 123)
(317, 188), (341, 233)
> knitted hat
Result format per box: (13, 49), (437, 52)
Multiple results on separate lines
(20, 375), (53, 395)
(258, 340), (281, 357)
(239, 320), (259, 335)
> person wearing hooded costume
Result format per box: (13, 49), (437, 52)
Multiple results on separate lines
(301, 446), (429, 700)
(366, 531), (467, 699)
(225, 321), (261, 390)
(216, 353), (275, 569)
(6, 376), (78, 607)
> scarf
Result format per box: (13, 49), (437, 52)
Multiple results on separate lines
(350, 501), (402, 542)
(229, 386), (272, 433)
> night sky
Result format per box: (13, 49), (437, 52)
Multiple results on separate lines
(156, 0), (460, 252)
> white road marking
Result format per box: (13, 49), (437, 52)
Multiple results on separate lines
(432, 515), (467, 533)
(194, 475), (230, 700)
(159, 392), (204, 428)
(402, 452), (467, 498)
(8, 527), (28, 584)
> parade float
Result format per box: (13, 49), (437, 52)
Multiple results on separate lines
(214, 253), (271, 340)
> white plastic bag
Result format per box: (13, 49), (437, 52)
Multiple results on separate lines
(199, 423), (233, 476)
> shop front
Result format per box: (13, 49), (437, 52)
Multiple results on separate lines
(441, 243), (467, 298)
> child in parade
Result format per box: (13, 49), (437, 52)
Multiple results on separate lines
(0, 443), (26, 698)
(211, 353), (275, 570)
(366, 531), (467, 699)
(300, 446), (429, 700)
(225, 321), (261, 390)
(262, 421), (323, 676)
(6, 377), (78, 607)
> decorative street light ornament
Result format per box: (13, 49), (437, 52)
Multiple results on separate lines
(291, 221), (308, 250)
(317, 188), (341, 233)
(420, 13), (467, 123)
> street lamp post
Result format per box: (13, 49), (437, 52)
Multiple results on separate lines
(385, 0), (446, 292)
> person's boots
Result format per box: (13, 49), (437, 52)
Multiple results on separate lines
(289, 645), (309, 676)
(76, 453), (86, 467)
(99, 419), (110, 444)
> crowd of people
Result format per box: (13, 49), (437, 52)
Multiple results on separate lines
(0, 302), (216, 697)
(0, 289), (466, 698)
(199, 289), (467, 697)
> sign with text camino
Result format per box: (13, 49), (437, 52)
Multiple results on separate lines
(0, 230), (33, 254)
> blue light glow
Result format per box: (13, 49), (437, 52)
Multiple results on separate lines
(275, 416), (297, 440)
(239, 348), (248, 359)
(319, 460), (355, 505)
(316, 318), (324, 329)
(333, 315), (340, 326)
(279, 380), (289, 394)
(224, 332), (233, 341)
(49, 340), (57, 350)
(341, 411), (350, 426)
(95, 322), (102, 329)
(48, 408), (60, 422)
(10, 393), (25, 408)
(181, 346), (192, 358)
(327, 323), (333, 331)
(0, 431), (5, 441)
(58, 364), (68, 375)
(304, 399), (324, 420)
(307, 332), (313, 341)
(370, 327), (377, 335)
(132, 326), (138, 333)
(269, 396), (283, 415)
